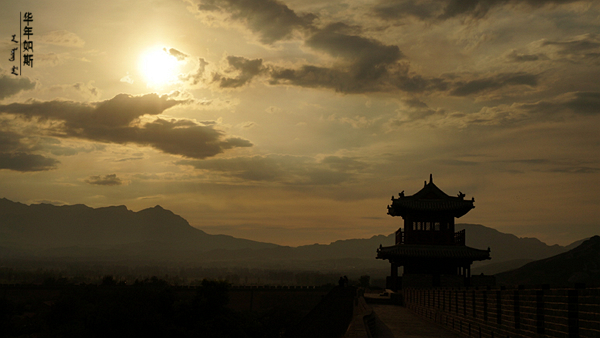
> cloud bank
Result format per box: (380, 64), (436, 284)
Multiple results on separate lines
(0, 93), (252, 160)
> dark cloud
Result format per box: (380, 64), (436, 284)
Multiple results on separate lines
(494, 158), (600, 174)
(0, 73), (36, 100)
(547, 166), (600, 174)
(542, 33), (600, 53)
(505, 50), (547, 62)
(459, 91), (600, 127)
(373, 0), (441, 21)
(214, 56), (267, 88)
(269, 61), (448, 94)
(306, 23), (404, 81)
(516, 91), (600, 116)
(0, 152), (59, 172)
(72, 82), (100, 97)
(563, 92), (600, 115)
(449, 72), (538, 96)
(0, 93), (253, 159)
(0, 130), (60, 171)
(192, 0), (316, 44)
(540, 34), (600, 64)
(403, 98), (430, 109)
(189, 0), (452, 94)
(439, 0), (508, 20)
(270, 65), (348, 91)
(85, 174), (124, 186)
(0, 130), (23, 153)
(263, 21), (443, 94)
(165, 47), (188, 61)
(373, 0), (582, 22)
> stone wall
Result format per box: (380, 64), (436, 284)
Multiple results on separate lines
(403, 286), (600, 337)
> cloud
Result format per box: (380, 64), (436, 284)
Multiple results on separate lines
(35, 53), (62, 67)
(180, 58), (209, 86)
(305, 23), (404, 80)
(188, 0), (316, 44)
(214, 56), (267, 88)
(449, 72), (539, 96)
(187, 0), (454, 94)
(389, 99), (447, 127)
(260, 21), (447, 94)
(38, 81), (101, 101)
(538, 33), (600, 64)
(239, 121), (257, 129)
(85, 174), (125, 186)
(38, 30), (85, 48)
(494, 158), (600, 174)
(177, 154), (367, 185)
(505, 50), (548, 62)
(180, 56), (267, 89)
(187, 0), (548, 97)
(320, 156), (369, 172)
(0, 152), (59, 172)
(0, 93), (253, 159)
(372, 0), (583, 22)
(372, 0), (441, 21)
(497, 91), (600, 118)
(0, 73), (36, 100)
(40, 138), (104, 156)
(562, 91), (600, 115)
(269, 59), (448, 94)
(440, 91), (600, 127)
(0, 130), (60, 171)
(120, 74), (134, 84)
(165, 47), (188, 61)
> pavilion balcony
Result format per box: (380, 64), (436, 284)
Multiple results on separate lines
(395, 228), (466, 246)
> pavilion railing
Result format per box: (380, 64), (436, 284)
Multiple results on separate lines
(454, 229), (465, 245)
(395, 228), (466, 245)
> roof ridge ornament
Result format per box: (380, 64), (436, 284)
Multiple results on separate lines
(430, 173), (433, 184)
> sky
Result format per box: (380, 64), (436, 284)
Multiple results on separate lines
(0, 0), (599, 247)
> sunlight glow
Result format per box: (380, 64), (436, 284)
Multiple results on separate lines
(139, 47), (179, 87)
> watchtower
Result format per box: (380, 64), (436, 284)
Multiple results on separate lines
(377, 175), (490, 289)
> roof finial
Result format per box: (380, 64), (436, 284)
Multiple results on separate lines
(429, 173), (433, 184)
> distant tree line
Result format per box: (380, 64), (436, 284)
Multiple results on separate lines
(0, 264), (385, 288)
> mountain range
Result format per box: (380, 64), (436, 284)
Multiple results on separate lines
(496, 235), (600, 287)
(0, 198), (586, 275)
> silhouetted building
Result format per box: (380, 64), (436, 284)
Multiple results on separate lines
(377, 175), (491, 289)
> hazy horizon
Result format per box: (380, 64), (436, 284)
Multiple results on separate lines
(1, 0), (599, 247)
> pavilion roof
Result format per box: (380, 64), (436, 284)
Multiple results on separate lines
(376, 244), (490, 261)
(387, 174), (474, 218)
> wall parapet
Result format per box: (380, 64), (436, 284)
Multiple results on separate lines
(403, 286), (600, 338)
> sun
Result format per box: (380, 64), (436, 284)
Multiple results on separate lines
(139, 47), (179, 87)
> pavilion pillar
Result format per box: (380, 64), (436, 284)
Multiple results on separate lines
(390, 263), (399, 291)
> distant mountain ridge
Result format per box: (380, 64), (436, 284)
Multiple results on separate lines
(0, 198), (586, 274)
(0, 198), (278, 252)
(456, 224), (566, 264)
(496, 235), (600, 287)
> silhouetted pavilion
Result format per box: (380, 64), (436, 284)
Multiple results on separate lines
(377, 175), (490, 289)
